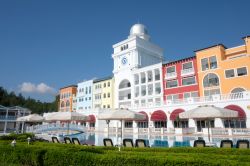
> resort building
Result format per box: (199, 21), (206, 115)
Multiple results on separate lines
(112, 24), (163, 109)
(77, 80), (93, 111)
(59, 85), (77, 112)
(0, 105), (31, 133)
(195, 36), (250, 96)
(162, 56), (199, 102)
(56, 24), (250, 136)
(93, 76), (114, 109)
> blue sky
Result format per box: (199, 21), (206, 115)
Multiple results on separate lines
(0, 0), (249, 102)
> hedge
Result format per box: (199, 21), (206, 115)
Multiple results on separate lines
(0, 141), (250, 166)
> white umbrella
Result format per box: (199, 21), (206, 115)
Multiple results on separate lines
(16, 114), (44, 122)
(179, 105), (238, 119)
(98, 109), (146, 141)
(179, 105), (238, 142)
(45, 112), (89, 121)
(45, 112), (89, 134)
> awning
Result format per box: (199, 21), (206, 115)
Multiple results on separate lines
(136, 111), (148, 121)
(170, 109), (185, 121)
(150, 110), (167, 121)
(224, 105), (246, 119)
(179, 105), (238, 119)
(88, 115), (96, 123)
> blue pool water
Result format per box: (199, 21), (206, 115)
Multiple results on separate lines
(57, 132), (250, 148)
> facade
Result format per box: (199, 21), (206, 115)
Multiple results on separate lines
(93, 76), (114, 109)
(57, 24), (250, 135)
(195, 36), (250, 97)
(77, 80), (93, 111)
(112, 24), (163, 109)
(59, 85), (77, 112)
(162, 56), (199, 101)
(0, 105), (31, 133)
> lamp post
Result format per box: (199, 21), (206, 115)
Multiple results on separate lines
(27, 137), (31, 145)
(11, 139), (16, 147)
(106, 120), (110, 138)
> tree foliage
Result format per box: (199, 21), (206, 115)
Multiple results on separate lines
(0, 87), (59, 114)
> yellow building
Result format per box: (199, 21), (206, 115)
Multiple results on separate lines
(93, 76), (114, 109)
(195, 36), (250, 96)
(59, 85), (77, 112)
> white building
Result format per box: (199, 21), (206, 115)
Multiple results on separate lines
(112, 24), (163, 109)
(76, 80), (93, 112)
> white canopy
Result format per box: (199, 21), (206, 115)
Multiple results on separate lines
(16, 114), (44, 122)
(179, 105), (238, 119)
(45, 112), (89, 121)
(98, 109), (146, 120)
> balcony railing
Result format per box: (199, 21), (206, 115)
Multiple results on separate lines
(124, 92), (250, 109)
(0, 116), (16, 120)
(181, 68), (195, 76)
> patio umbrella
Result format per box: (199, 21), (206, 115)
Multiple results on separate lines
(45, 112), (89, 134)
(16, 114), (44, 122)
(179, 105), (238, 142)
(179, 105), (238, 119)
(98, 108), (146, 143)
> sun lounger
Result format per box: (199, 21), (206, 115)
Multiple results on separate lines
(103, 138), (113, 147)
(135, 139), (147, 148)
(52, 136), (60, 143)
(236, 140), (249, 149)
(64, 137), (72, 144)
(220, 140), (233, 148)
(123, 138), (134, 147)
(193, 140), (205, 147)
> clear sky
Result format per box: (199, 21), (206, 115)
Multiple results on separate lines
(0, 0), (249, 102)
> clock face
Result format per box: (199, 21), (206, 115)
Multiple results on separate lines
(121, 57), (128, 65)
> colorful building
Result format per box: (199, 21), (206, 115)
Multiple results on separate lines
(162, 56), (199, 101)
(59, 85), (77, 112)
(76, 80), (93, 112)
(93, 76), (114, 109)
(57, 24), (250, 135)
(195, 36), (250, 96)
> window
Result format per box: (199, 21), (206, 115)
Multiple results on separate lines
(104, 83), (106, 87)
(201, 58), (209, 71)
(89, 86), (91, 94)
(167, 94), (179, 100)
(225, 69), (235, 78)
(184, 91), (198, 98)
(154, 121), (167, 128)
(231, 88), (245, 93)
(166, 66), (175, 73)
(103, 93), (106, 98)
(182, 62), (193, 70)
(125, 121), (133, 128)
(203, 73), (219, 87)
(85, 87), (88, 94)
(201, 56), (217, 71)
(166, 80), (178, 88)
(237, 67), (247, 76)
(204, 89), (220, 96)
(209, 56), (217, 69)
(182, 76), (195, 86)
(108, 93), (110, 98)
(89, 97), (91, 100)
(138, 121), (148, 128)
(61, 101), (65, 108)
(107, 105), (110, 108)
(103, 105), (106, 108)
(108, 82), (110, 87)
(66, 100), (70, 107)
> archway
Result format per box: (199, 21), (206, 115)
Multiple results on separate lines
(151, 110), (167, 128)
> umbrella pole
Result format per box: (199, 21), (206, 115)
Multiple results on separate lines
(207, 120), (211, 143)
(121, 120), (123, 143)
(67, 122), (69, 135)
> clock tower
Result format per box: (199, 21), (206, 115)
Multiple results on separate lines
(112, 24), (163, 108)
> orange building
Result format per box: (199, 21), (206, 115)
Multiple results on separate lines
(59, 85), (77, 112)
(195, 36), (250, 96)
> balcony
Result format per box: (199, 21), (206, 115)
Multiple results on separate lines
(128, 91), (250, 109)
(165, 72), (177, 79)
(181, 68), (195, 76)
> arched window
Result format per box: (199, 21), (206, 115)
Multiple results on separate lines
(61, 101), (65, 108)
(66, 100), (70, 107)
(231, 88), (245, 93)
(119, 79), (131, 89)
(203, 73), (220, 87)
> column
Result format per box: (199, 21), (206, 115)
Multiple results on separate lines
(4, 109), (8, 133)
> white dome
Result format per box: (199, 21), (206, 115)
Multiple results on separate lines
(130, 24), (148, 36)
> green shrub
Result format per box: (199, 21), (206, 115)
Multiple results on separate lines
(0, 141), (250, 166)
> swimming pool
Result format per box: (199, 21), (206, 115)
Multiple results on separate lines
(58, 132), (250, 147)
